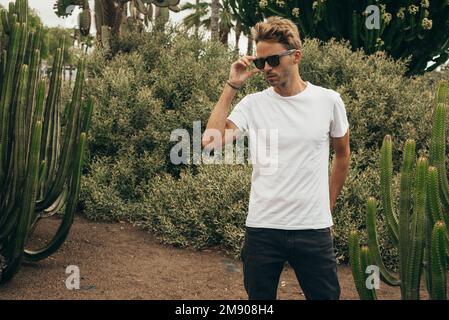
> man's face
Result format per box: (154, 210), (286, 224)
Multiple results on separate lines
(255, 41), (301, 87)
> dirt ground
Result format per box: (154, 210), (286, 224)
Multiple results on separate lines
(0, 215), (431, 300)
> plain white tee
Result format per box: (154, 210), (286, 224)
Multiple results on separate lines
(227, 81), (349, 230)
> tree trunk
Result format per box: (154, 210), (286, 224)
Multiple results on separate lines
(210, 0), (219, 41)
(219, 28), (228, 46)
(247, 32), (254, 55)
(194, 0), (199, 37)
(112, 1), (126, 39)
(234, 19), (241, 54)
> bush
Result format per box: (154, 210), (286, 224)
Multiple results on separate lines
(137, 164), (251, 257)
(80, 25), (445, 266)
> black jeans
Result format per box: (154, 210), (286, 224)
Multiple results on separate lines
(241, 226), (340, 300)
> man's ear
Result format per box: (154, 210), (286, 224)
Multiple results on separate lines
(294, 50), (302, 64)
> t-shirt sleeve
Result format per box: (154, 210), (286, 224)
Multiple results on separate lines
(227, 96), (250, 132)
(330, 93), (349, 138)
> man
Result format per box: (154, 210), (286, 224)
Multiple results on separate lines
(202, 16), (350, 300)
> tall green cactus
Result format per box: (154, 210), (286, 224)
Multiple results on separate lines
(0, 0), (93, 283)
(229, 0), (449, 75)
(349, 81), (449, 300)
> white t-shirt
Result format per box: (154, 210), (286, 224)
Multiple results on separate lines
(227, 81), (349, 230)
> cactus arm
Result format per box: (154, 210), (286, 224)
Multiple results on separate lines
(424, 166), (444, 295)
(40, 40), (63, 192)
(1, 9), (10, 35)
(430, 221), (447, 300)
(41, 187), (68, 217)
(349, 230), (376, 300)
(428, 81), (449, 254)
(427, 167), (449, 228)
(0, 120), (42, 282)
(398, 139), (416, 299)
(3, 63), (28, 223)
(405, 157), (428, 300)
(0, 22), (22, 188)
(349, 230), (366, 299)
(360, 246), (377, 300)
(16, 0), (27, 24)
(25, 132), (87, 262)
(366, 197), (400, 286)
(81, 96), (94, 134)
(36, 58), (85, 212)
(429, 82), (449, 214)
(25, 49), (40, 145)
(380, 135), (399, 246)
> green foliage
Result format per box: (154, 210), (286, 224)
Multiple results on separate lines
(229, 0), (449, 75)
(42, 27), (77, 65)
(139, 164), (250, 256)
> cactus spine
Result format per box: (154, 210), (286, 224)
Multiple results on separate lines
(349, 81), (449, 300)
(0, 0), (93, 283)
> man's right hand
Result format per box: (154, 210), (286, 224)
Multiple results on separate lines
(228, 55), (261, 88)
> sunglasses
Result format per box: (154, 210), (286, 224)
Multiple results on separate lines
(253, 49), (297, 70)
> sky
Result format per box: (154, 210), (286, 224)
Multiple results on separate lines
(0, 0), (249, 53)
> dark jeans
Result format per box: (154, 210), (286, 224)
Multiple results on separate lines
(241, 226), (340, 300)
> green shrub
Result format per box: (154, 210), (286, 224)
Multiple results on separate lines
(135, 164), (251, 257)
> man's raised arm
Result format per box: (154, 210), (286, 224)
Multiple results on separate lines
(202, 55), (260, 151)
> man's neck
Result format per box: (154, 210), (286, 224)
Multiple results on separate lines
(273, 76), (307, 97)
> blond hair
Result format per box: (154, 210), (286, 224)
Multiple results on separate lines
(252, 16), (302, 50)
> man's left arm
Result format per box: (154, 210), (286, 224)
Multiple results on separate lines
(329, 129), (350, 213)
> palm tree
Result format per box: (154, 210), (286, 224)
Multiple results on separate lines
(233, 14), (242, 54)
(180, 0), (209, 37)
(181, 0), (240, 47)
(217, 0), (233, 45)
